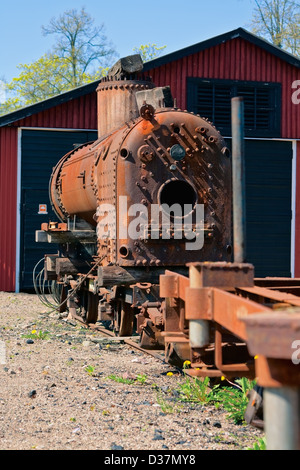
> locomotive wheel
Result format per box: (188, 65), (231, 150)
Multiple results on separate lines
(86, 292), (99, 324)
(117, 300), (134, 336)
(58, 285), (68, 313)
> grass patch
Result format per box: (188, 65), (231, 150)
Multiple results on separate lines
(22, 329), (50, 340)
(176, 362), (256, 425)
(107, 373), (147, 385)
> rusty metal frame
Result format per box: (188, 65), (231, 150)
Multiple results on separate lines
(159, 263), (300, 383)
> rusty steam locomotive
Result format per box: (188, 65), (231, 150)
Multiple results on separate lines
(34, 54), (300, 446)
(35, 54), (235, 363)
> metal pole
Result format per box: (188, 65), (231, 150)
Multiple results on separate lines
(231, 97), (247, 263)
(264, 387), (300, 450)
(189, 265), (209, 348)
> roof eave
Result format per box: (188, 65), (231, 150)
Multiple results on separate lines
(143, 27), (300, 71)
(0, 79), (100, 128)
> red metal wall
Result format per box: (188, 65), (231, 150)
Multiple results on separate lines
(147, 37), (300, 139)
(0, 92), (98, 291)
(0, 126), (18, 291)
(13, 92), (98, 129)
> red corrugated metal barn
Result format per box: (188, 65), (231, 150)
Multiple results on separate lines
(1, 27), (300, 292)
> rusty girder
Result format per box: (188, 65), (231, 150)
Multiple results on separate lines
(159, 262), (300, 386)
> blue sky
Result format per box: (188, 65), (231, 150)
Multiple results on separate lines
(0, 0), (255, 83)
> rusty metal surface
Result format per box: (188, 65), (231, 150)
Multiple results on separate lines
(254, 355), (300, 388)
(237, 285), (300, 307)
(159, 262), (275, 378)
(47, 59), (233, 270)
(187, 262), (254, 287)
(97, 78), (154, 136)
(213, 288), (271, 341)
(50, 142), (98, 226)
(112, 109), (232, 268)
(242, 311), (300, 360)
(185, 288), (213, 320)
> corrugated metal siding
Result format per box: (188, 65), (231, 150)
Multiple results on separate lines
(13, 92), (98, 129)
(0, 126), (18, 291)
(148, 37), (300, 139)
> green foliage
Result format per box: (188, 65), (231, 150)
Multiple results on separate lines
(84, 365), (96, 376)
(107, 373), (147, 385)
(22, 329), (50, 340)
(177, 375), (211, 403)
(133, 43), (167, 62)
(211, 378), (257, 425)
(250, 0), (300, 56)
(247, 437), (267, 450)
(177, 363), (257, 426)
(0, 7), (116, 115)
(41, 7), (116, 85)
(156, 391), (179, 414)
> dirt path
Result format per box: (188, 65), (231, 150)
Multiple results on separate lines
(0, 291), (264, 451)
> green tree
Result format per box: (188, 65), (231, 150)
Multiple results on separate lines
(250, 0), (300, 55)
(133, 43), (167, 62)
(42, 7), (116, 87)
(0, 7), (117, 115)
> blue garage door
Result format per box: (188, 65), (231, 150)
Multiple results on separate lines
(20, 129), (98, 290)
(227, 139), (292, 278)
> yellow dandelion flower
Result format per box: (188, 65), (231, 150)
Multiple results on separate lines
(221, 376), (226, 381)
(183, 360), (191, 368)
(31, 330), (37, 334)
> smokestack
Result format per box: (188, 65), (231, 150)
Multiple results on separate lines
(96, 55), (155, 137)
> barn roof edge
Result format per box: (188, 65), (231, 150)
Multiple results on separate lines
(143, 27), (300, 71)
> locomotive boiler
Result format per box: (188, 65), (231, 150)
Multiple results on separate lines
(35, 54), (233, 358)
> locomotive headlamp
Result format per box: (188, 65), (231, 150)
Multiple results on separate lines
(170, 144), (186, 161)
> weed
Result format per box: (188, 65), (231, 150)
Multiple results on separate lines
(136, 373), (147, 384)
(176, 362), (257, 426)
(177, 361), (212, 404)
(177, 375), (211, 403)
(247, 437), (267, 450)
(22, 330), (50, 340)
(211, 377), (257, 425)
(107, 374), (135, 385)
(107, 373), (147, 385)
(156, 392), (177, 414)
(84, 365), (98, 377)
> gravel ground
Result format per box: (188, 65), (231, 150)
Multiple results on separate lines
(0, 291), (264, 451)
